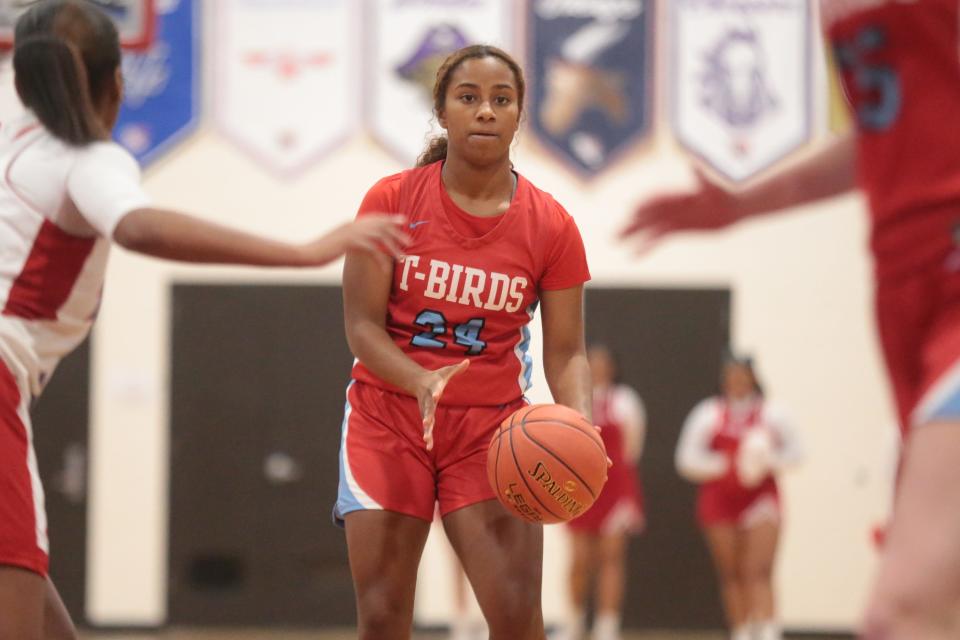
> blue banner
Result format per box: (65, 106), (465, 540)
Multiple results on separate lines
(114, 0), (199, 166)
(528, 0), (651, 177)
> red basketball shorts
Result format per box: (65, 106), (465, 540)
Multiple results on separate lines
(566, 467), (644, 535)
(696, 479), (780, 529)
(877, 260), (960, 432)
(335, 380), (526, 523)
(0, 357), (48, 576)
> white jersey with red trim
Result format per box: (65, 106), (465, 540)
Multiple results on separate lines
(0, 112), (150, 396)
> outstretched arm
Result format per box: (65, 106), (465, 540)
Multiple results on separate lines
(622, 133), (857, 247)
(114, 209), (408, 267)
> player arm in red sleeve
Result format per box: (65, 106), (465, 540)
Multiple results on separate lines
(541, 284), (592, 422)
(621, 132), (856, 247)
(540, 213), (592, 420)
(342, 176), (467, 450)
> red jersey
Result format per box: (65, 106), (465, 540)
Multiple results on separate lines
(350, 161), (590, 406)
(706, 399), (777, 496)
(824, 0), (960, 278)
(593, 385), (643, 491)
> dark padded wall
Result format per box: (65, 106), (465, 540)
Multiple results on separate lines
(32, 342), (90, 622)
(584, 287), (730, 629)
(169, 285), (354, 625)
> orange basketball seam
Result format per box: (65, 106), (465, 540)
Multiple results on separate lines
(491, 409), (518, 501)
(519, 421), (600, 500)
(519, 418), (607, 457)
(509, 412), (565, 521)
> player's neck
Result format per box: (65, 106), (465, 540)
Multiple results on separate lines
(441, 155), (515, 205)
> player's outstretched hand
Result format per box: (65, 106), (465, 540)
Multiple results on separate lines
(416, 359), (470, 451)
(302, 214), (410, 265)
(620, 168), (742, 253)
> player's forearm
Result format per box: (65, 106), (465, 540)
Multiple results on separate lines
(346, 320), (430, 395)
(544, 348), (592, 421)
(732, 134), (857, 221)
(676, 450), (728, 483)
(114, 209), (319, 266)
(625, 421), (645, 462)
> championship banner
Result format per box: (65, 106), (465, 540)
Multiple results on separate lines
(114, 0), (198, 166)
(0, 0), (155, 51)
(214, 0), (358, 177)
(671, 0), (812, 183)
(528, 0), (651, 176)
(367, 0), (513, 165)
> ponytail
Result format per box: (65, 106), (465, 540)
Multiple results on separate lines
(416, 135), (448, 167)
(13, 35), (106, 145)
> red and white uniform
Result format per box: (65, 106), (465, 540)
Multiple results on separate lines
(824, 0), (960, 430)
(567, 384), (645, 535)
(0, 113), (150, 575)
(676, 396), (802, 528)
(336, 161), (590, 523)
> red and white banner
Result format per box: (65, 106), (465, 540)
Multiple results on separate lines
(214, 0), (359, 177)
(366, 0), (514, 165)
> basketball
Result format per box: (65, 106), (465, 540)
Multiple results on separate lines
(487, 404), (609, 524)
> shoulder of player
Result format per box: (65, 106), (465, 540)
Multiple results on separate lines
(612, 383), (641, 403)
(71, 140), (140, 172)
(367, 171), (405, 192)
(517, 174), (575, 226)
(759, 400), (791, 426)
(690, 396), (722, 421)
(358, 171), (406, 213)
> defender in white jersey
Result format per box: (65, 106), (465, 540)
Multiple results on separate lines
(0, 3), (408, 639)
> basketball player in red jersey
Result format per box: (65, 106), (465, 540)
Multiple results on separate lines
(0, 3), (406, 638)
(557, 345), (645, 640)
(677, 357), (802, 640)
(338, 45), (592, 640)
(623, 1), (960, 636)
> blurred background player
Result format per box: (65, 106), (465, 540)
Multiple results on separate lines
(675, 356), (802, 640)
(0, 2), (407, 638)
(554, 344), (645, 640)
(337, 45), (592, 640)
(623, 2), (960, 636)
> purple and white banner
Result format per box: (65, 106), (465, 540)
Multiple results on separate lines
(214, 0), (359, 177)
(366, 0), (513, 165)
(671, 0), (812, 182)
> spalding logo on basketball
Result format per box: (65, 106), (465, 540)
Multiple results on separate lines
(487, 404), (609, 524)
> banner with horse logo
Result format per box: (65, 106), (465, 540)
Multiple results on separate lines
(671, 0), (812, 182)
(114, 0), (198, 166)
(214, 0), (359, 177)
(366, 0), (513, 165)
(528, 0), (651, 176)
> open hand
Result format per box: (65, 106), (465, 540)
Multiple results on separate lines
(416, 359), (470, 451)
